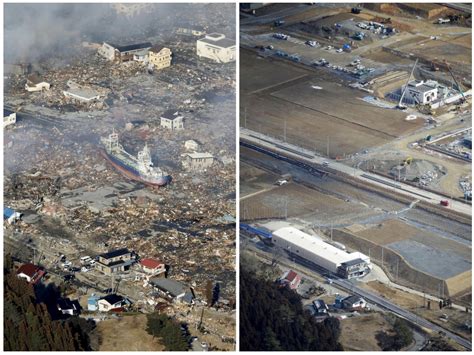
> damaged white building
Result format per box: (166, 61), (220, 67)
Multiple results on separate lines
(183, 152), (214, 171)
(196, 33), (236, 63)
(25, 74), (50, 92)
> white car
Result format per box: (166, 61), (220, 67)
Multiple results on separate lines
(336, 48), (343, 53)
(81, 266), (89, 272)
(276, 179), (288, 186)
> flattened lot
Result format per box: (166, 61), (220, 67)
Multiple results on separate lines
(355, 219), (471, 280)
(240, 49), (423, 157)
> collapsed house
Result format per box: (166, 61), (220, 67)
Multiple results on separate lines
(25, 74), (50, 92)
(149, 278), (194, 304)
(63, 80), (103, 103)
(196, 33), (236, 63)
(184, 140), (199, 151)
(3, 109), (16, 128)
(176, 26), (206, 37)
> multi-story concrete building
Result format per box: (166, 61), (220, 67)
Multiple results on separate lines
(182, 152), (214, 171)
(403, 80), (438, 105)
(99, 42), (152, 62)
(148, 46), (172, 70)
(160, 110), (184, 130)
(196, 33), (236, 63)
(95, 248), (133, 275)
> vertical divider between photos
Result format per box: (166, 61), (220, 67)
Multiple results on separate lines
(235, 1), (241, 352)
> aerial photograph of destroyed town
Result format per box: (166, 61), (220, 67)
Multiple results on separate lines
(239, 3), (472, 352)
(4, 3), (236, 351)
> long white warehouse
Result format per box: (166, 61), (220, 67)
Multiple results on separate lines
(272, 227), (372, 279)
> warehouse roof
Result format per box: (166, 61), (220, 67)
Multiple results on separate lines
(150, 278), (186, 298)
(272, 227), (367, 266)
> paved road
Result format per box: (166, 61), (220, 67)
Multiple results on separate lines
(5, 104), (67, 128)
(242, 234), (471, 350)
(241, 128), (472, 216)
(441, 3), (471, 14)
(334, 278), (471, 350)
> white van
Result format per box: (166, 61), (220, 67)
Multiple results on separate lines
(80, 256), (92, 265)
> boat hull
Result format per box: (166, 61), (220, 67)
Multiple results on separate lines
(100, 149), (171, 187)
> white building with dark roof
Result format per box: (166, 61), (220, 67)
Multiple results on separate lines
(196, 33), (236, 63)
(99, 42), (152, 62)
(160, 110), (184, 130)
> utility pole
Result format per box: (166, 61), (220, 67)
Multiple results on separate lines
(326, 136), (330, 157)
(396, 259), (399, 280)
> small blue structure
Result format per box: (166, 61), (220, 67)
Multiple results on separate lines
(4, 207), (22, 224)
(88, 294), (100, 311)
(240, 223), (272, 239)
(334, 294), (345, 309)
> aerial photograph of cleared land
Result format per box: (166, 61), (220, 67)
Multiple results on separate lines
(4, 3), (236, 351)
(239, 3), (472, 352)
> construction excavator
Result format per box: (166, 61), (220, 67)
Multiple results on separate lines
(401, 156), (413, 166)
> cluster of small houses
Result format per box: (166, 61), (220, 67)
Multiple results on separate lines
(277, 269), (368, 321)
(14, 247), (198, 317)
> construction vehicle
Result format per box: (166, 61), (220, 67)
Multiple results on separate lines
(444, 60), (466, 103)
(397, 59), (419, 109)
(353, 32), (365, 41)
(437, 18), (450, 24)
(430, 61), (440, 71)
(401, 157), (413, 166)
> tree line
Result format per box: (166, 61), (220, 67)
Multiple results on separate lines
(4, 255), (91, 350)
(240, 268), (343, 351)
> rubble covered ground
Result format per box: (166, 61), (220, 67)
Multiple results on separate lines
(4, 3), (236, 351)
